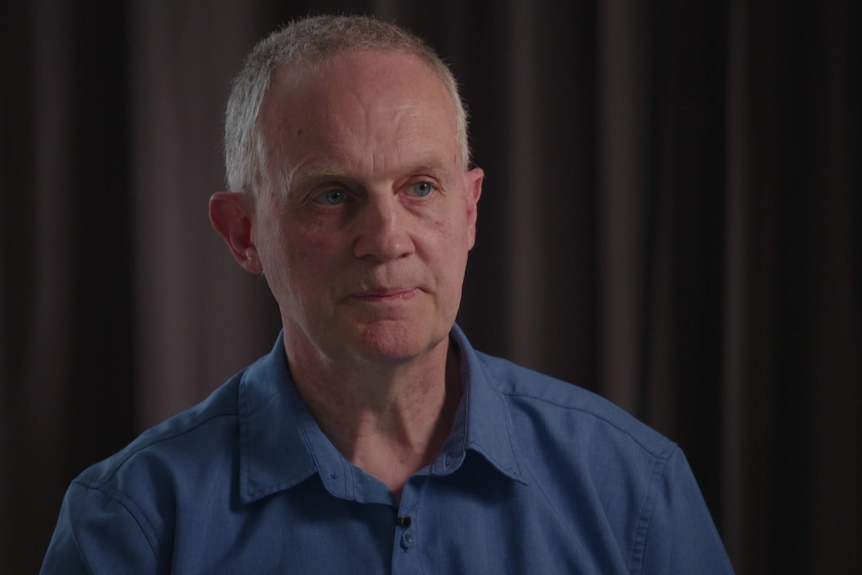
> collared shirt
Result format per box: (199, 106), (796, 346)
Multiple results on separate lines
(41, 325), (734, 574)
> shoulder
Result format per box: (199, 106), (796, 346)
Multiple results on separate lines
(44, 368), (249, 573)
(471, 352), (695, 565)
(463, 348), (734, 572)
(474, 350), (676, 462)
(73, 368), (245, 500)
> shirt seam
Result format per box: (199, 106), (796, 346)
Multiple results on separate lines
(503, 391), (674, 459)
(65, 511), (96, 575)
(71, 478), (166, 574)
(102, 412), (237, 482)
(627, 444), (677, 574)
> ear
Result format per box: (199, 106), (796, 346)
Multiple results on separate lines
(209, 191), (263, 274)
(463, 166), (484, 250)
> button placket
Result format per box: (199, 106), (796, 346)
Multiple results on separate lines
(397, 513), (415, 550)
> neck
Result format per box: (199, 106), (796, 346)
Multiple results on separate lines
(286, 336), (463, 500)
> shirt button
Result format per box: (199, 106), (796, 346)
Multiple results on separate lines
(401, 530), (416, 549)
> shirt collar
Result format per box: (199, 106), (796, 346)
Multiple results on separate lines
(238, 333), (318, 504)
(238, 325), (524, 505)
(448, 324), (525, 484)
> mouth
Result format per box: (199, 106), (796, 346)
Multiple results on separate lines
(350, 287), (419, 301)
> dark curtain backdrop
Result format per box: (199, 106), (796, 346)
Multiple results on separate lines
(2, 0), (859, 573)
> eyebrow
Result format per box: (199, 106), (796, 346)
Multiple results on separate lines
(290, 156), (452, 189)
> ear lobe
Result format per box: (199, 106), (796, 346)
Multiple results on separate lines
(209, 191), (263, 274)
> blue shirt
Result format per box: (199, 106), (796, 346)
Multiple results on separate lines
(41, 325), (734, 574)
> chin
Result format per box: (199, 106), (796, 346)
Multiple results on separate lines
(350, 319), (447, 363)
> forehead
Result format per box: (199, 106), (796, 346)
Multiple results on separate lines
(260, 51), (460, 175)
(269, 49), (453, 111)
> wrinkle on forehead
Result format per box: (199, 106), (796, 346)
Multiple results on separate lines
(261, 52), (461, 193)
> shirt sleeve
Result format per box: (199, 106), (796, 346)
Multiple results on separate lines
(636, 447), (735, 574)
(40, 480), (164, 575)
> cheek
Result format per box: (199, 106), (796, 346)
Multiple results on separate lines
(292, 225), (341, 265)
(424, 213), (470, 277)
(429, 204), (471, 249)
(281, 229), (347, 296)
(262, 210), (330, 263)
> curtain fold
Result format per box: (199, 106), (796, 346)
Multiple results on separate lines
(130, 0), (283, 430)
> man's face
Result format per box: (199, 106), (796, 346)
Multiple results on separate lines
(252, 51), (483, 367)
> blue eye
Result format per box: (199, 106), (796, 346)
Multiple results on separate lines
(410, 182), (434, 197)
(316, 189), (347, 205)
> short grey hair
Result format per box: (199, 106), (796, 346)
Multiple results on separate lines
(224, 14), (470, 194)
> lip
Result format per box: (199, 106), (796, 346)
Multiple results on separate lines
(350, 287), (418, 301)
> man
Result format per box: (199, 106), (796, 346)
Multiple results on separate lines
(41, 14), (734, 574)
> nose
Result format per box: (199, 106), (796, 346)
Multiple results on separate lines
(352, 194), (415, 261)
